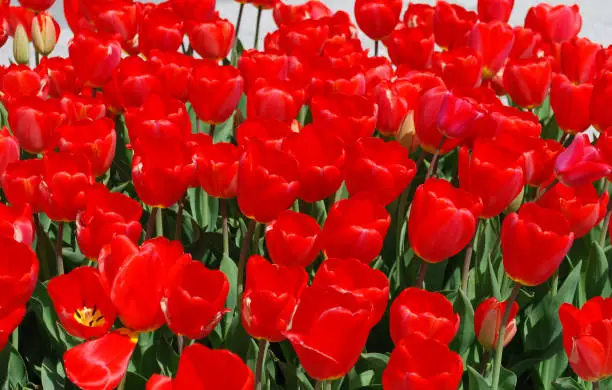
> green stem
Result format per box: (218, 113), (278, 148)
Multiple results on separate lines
(34, 215), (49, 280)
(254, 7), (263, 50)
(177, 335), (184, 355)
(34, 51), (40, 67)
(12, 327), (18, 349)
(374, 40), (379, 56)
(479, 350), (490, 375)
(209, 124), (216, 140)
(425, 137), (445, 181)
(315, 381), (323, 390)
(416, 260), (429, 289)
(461, 219), (481, 291)
(145, 207), (158, 240)
(541, 271), (559, 389)
(56, 222), (64, 275)
(156, 207), (163, 237)
(599, 200), (612, 247)
(535, 179), (558, 201)
(236, 220), (256, 313)
(593, 382), (600, 390)
(117, 375), (127, 390)
(221, 199), (229, 258)
(175, 200), (184, 241)
(491, 283), (522, 390)
(235, 3), (244, 39)
(255, 339), (269, 390)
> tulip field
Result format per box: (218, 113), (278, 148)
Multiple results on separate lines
(1, 0), (612, 389)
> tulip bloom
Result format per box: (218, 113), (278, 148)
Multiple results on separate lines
(188, 17), (235, 61)
(48, 267), (116, 340)
(550, 74), (593, 134)
(559, 297), (612, 382)
(459, 138), (525, 218)
(1, 159), (44, 213)
(0, 237), (39, 313)
(345, 137), (416, 206)
(189, 62), (243, 125)
(69, 31), (121, 87)
(502, 202), (574, 286)
(273, 1), (332, 27)
(283, 286), (372, 381)
(236, 118), (296, 150)
(383, 333), (464, 390)
(276, 18), (330, 57)
(237, 140), (300, 223)
(241, 255), (308, 342)
(173, 344), (254, 389)
(354, 0), (402, 41)
(8, 96), (65, 154)
(321, 198), (390, 264)
(478, 0), (514, 23)
(93, 1), (141, 54)
(0, 203), (34, 246)
(39, 152), (94, 222)
(125, 95), (191, 144)
(76, 185), (142, 260)
(561, 37), (600, 85)
(525, 3), (581, 44)
(474, 297), (519, 350)
(503, 58), (552, 109)
(237, 50), (307, 94)
(59, 118), (116, 177)
(431, 48), (482, 92)
(469, 21), (515, 78)
(37, 57), (81, 98)
(64, 329), (138, 390)
(247, 79), (306, 123)
(110, 237), (191, 331)
(138, 6), (183, 55)
(312, 258), (389, 325)
(554, 134), (612, 187)
(0, 127), (19, 181)
(591, 70), (612, 131)
(383, 24), (435, 70)
(409, 179), (483, 263)
(265, 210), (321, 268)
(282, 124), (346, 202)
(18, 0), (54, 11)
(1, 64), (43, 104)
(310, 93), (377, 145)
(433, 1), (478, 50)
(0, 306), (26, 352)
(195, 142), (242, 199)
(59, 94), (107, 123)
(149, 51), (194, 102)
(103, 56), (162, 111)
(132, 139), (192, 208)
(403, 3), (434, 34)
(370, 79), (419, 137)
(162, 260), (229, 340)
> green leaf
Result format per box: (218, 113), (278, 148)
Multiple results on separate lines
(449, 289), (475, 357)
(552, 377), (587, 390)
(40, 358), (66, 390)
(123, 371), (147, 390)
(467, 365), (517, 390)
(585, 241), (612, 299)
(537, 349), (569, 390)
(0, 344), (28, 389)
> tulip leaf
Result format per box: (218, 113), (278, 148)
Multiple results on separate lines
(0, 344), (28, 389)
(467, 365), (517, 390)
(537, 349), (569, 390)
(551, 377), (587, 390)
(535, 96), (552, 122)
(40, 358), (65, 390)
(585, 241), (612, 299)
(541, 115), (562, 140)
(123, 371), (147, 389)
(220, 255), (238, 312)
(449, 289), (475, 357)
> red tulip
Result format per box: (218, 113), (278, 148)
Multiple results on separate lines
(0, 237), (39, 312)
(59, 94), (106, 123)
(194, 142), (242, 199)
(8, 96), (65, 154)
(478, 0), (514, 23)
(409, 178), (483, 263)
(146, 375), (172, 390)
(237, 50), (308, 94)
(310, 93), (377, 145)
(37, 56), (81, 98)
(18, 0), (54, 11)
(189, 61), (243, 125)
(489, 104), (542, 138)
(162, 259), (229, 340)
(362, 56), (393, 91)
(559, 297), (612, 382)
(276, 18), (330, 57)
(273, 1), (332, 27)
(503, 57), (552, 109)
(69, 31), (121, 88)
(313, 258), (389, 325)
(241, 255), (308, 342)
(149, 51), (194, 102)
(474, 297), (519, 350)
(459, 138), (525, 218)
(103, 56), (161, 111)
(383, 24), (434, 70)
(171, 0), (216, 23)
(236, 118), (296, 150)
(510, 26), (543, 60)
(554, 133), (612, 187)
(283, 286), (372, 380)
(110, 237), (191, 331)
(0, 203), (34, 246)
(310, 59), (366, 96)
(354, 0), (402, 41)
(125, 94), (191, 144)
(561, 37), (600, 84)
(0, 64), (44, 104)
(502, 202), (574, 286)
(264, 210), (321, 268)
(431, 47), (483, 92)
(525, 3), (581, 44)
(47, 266), (116, 340)
(537, 182), (608, 239)
(138, 6), (183, 56)
(282, 123), (345, 202)
(383, 332), (464, 390)
(550, 74), (593, 135)
(345, 137), (416, 206)
(370, 78), (418, 136)
(0, 127), (19, 180)
(93, 1), (141, 54)
(189, 16), (235, 61)
(64, 329), (138, 390)
(39, 152), (94, 222)
(402, 3), (434, 35)
(1, 159), (44, 213)
(469, 21), (514, 79)
(173, 344), (254, 389)
(591, 70), (612, 131)
(433, 2), (478, 50)
(320, 198), (390, 264)
(76, 184), (142, 260)
(58, 118), (116, 177)
(237, 140), (300, 223)
(0, 306), (26, 352)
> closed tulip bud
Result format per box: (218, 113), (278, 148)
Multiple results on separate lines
(32, 12), (58, 56)
(396, 111), (419, 153)
(502, 202), (574, 286)
(474, 297), (519, 350)
(12, 23), (30, 65)
(265, 210), (321, 268)
(383, 333), (464, 390)
(559, 297), (612, 382)
(554, 133), (612, 187)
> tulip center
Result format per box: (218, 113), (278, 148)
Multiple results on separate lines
(74, 305), (106, 328)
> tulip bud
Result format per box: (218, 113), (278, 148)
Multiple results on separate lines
(13, 24), (30, 65)
(474, 297), (519, 350)
(396, 111), (419, 153)
(32, 13), (58, 56)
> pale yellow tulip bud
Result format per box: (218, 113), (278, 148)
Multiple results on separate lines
(13, 24), (30, 65)
(32, 13), (58, 56)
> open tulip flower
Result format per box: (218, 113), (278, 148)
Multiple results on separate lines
(2, 2), (612, 390)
